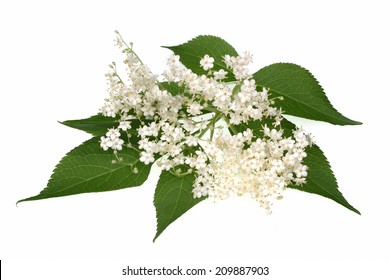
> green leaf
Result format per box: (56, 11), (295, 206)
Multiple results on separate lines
(233, 118), (360, 214)
(18, 137), (151, 202)
(164, 35), (238, 81)
(290, 144), (360, 214)
(153, 171), (206, 241)
(60, 114), (118, 136)
(159, 81), (185, 96)
(253, 63), (361, 125)
(61, 114), (147, 145)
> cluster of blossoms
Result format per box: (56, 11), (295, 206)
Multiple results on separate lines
(191, 127), (309, 212)
(99, 32), (312, 213)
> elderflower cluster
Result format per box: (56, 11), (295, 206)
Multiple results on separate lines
(191, 127), (310, 213)
(99, 33), (311, 213)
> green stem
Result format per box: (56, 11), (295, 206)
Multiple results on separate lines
(111, 63), (125, 85)
(197, 112), (222, 139)
(210, 119), (215, 140)
(168, 168), (192, 177)
(115, 32), (167, 91)
(114, 73), (125, 85)
(115, 30), (145, 65)
(203, 107), (220, 113)
(223, 115), (238, 134)
(127, 144), (140, 153)
(232, 81), (243, 96)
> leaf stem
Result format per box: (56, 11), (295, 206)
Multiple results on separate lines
(111, 63), (125, 85)
(127, 144), (140, 153)
(115, 30), (145, 65)
(222, 115), (238, 134)
(203, 107), (220, 113)
(232, 81), (242, 96)
(210, 119), (215, 140)
(197, 112), (222, 139)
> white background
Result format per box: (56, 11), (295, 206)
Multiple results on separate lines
(1, 0), (389, 279)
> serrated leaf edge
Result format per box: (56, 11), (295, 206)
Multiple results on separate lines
(254, 63), (362, 125)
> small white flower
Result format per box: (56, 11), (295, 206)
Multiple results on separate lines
(242, 79), (256, 92)
(106, 128), (121, 140)
(229, 113), (243, 125)
(200, 55), (214, 70)
(260, 88), (269, 101)
(213, 69), (228, 80)
(167, 54), (180, 65)
(100, 136), (113, 151)
(306, 133), (315, 147)
(223, 55), (233, 67)
(118, 121), (131, 131)
(112, 138), (124, 151)
(140, 151), (155, 164)
(237, 51), (253, 66)
(185, 136), (199, 146)
(187, 103), (203, 115)
(114, 34), (124, 48)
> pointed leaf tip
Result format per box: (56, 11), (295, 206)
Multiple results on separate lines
(60, 114), (118, 136)
(232, 118), (360, 214)
(253, 63), (361, 125)
(153, 171), (206, 241)
(18, 137), (152, 202)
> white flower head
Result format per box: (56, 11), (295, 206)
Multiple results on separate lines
(118, 120), (131, 131)
(213, 69), (228, 80)
(111, 138), (124, 150)
(100, 136), (113, 151)
(99, 36), (312, 213)
(106, 128), (121, 140)
(200, 54), (214, 70)
(187, 102), (203, 115)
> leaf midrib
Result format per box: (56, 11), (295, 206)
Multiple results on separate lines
(168, 177), (185, 225)
(255, 81), (348, 123)
(304, 148), (359, 214)
(45, 162), (139, 196)
(158, 176), (186, 226)
(306, 175), (358, 213)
